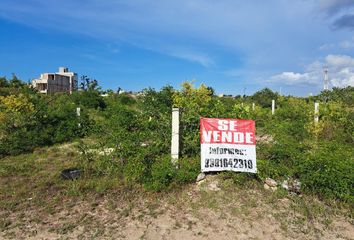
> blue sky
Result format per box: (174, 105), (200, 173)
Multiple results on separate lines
(0, 0), (353, 96)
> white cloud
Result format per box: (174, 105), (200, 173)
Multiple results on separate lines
(319, 0), (354, 15)
(331, 67), (354, 86)
(339, 40), (354, 49)
(0, 0), (324, 68)
(271, 72), (318, 85)
(167, 51), (214, 67)
(319, 43), (335, 50)
(325, 54), (354, 67)
(319, 37), (354, 51)
(0, 0), (353, 91)
(223, 69), (243, 77)
(318, 0), (354, 31)
(270, 54), (354, 88)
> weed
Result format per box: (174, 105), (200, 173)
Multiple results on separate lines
(57, 222), (77, 235)
(0, 219), (11, 231)
(174, 221), (182, 229)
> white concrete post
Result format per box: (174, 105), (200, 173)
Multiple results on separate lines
(252, 103), (255, 111)
(314, 102), (319, 123)
(272, 100), (275, 115)
(171, 108), (180, 164)
(76, 107), (81, 128)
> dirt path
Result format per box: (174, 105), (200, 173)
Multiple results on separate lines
(1, 176), (353, 240)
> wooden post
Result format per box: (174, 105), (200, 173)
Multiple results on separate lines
(171, 108), (180, 164)
(272, 100), (275, 115)
(252, 103), (255, 111)
(314, 102), (319, 123)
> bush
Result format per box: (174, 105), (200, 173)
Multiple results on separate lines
(298, 142), (353, 203)
(72, 90), (106, 109)
(147, 155), (176, 191)
(251, 88), (278, 108)
(1, 79), (353, 203)
(0, 92), (93, 156)
(176, 156), (200, 184)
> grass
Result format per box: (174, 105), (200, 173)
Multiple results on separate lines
(0, 140), (128, 214)
(0, 144), (78, 213)
(0, 142), (353, 239)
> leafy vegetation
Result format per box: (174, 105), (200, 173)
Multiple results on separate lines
(0, 75), (353, 204)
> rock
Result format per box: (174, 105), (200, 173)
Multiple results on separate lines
(289, 192), (297, 196)
(98, 148), (114, 155)
(294, 179), (301, 189)
(281, 178), (301, 193)
(196, 173), (206, 182)
(196, 175), (220, 191)
(61, 168), (82, 180)
(281, 180), (289, 190)
(197, 179), (206, 186)
(280, 198), (290, 203)
(264, 184), (277, 191)
(207, 182), (221, 191)
(290, 179), (301, 193)
(265, 178), (277, 187)
(256, 134), (274, 144)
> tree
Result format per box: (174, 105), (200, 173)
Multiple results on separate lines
(80, 75), (100, 91)
(251, 88), (278, 108)
(0, 77), (9, 88)
(316, 86), (354, 105)
(206, 86), (215, 96)
(9, 74), (26, 88)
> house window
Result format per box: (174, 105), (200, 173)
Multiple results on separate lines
(37, 83), (47, 90)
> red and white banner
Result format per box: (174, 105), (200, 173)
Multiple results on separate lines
(200, 118), (257, 173)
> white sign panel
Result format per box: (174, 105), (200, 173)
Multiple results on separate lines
(200, 118), (257, 173)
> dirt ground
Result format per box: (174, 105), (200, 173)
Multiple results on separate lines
(1, 175), (353, 240)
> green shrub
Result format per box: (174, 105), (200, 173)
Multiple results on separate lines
(257, 159), (291, 180)
(1, 79), (353, 203)
(0, 91), (95, 156)
(251, 88), (278, 108)
(147, 155), (176, 191)
(72, 90), (106, 109)
(319, 102), (354, 144)
(123, 155), (148, 185)
(176, 156), (200, 184)
(298, 142), (353, 203)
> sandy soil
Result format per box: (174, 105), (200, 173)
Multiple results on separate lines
(1, 176), (353, 240)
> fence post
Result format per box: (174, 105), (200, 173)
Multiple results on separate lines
(272, 100), (275, 115)
(171, 108), (180, 164)
(252, 103), (255, 111)
(314, 102), (319, 123)
(76, 107), (81, 128)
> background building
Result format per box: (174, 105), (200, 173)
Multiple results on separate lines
(32, 67), (78, 94)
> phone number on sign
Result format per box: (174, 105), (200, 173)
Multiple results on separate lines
(204, 158), (254, 169)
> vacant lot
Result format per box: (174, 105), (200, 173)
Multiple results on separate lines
(0, 144), (353, 240)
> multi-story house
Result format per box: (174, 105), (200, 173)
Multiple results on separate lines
(32, 67), (78, 94)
